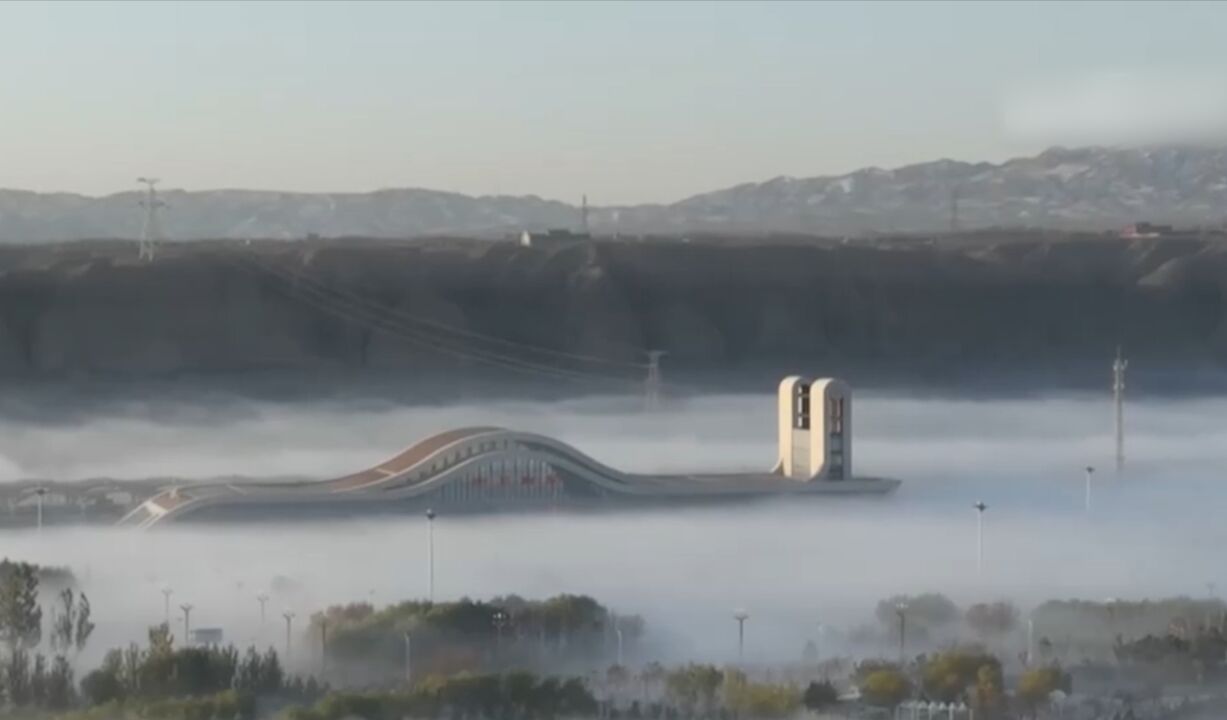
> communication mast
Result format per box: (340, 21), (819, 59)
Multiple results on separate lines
(1113, 347), (1128, 475)
(137, 177), (165, 262)
(580, 194), (590, 235)
(645, 350), (666, 409)
(949, 185), (960, 232)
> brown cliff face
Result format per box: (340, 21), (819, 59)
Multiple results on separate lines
(0, 234), (1223, 389)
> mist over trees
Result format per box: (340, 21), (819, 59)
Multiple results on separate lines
(12, 552), (1227, 718)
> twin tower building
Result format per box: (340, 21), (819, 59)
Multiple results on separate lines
(776, 376), (851, 482)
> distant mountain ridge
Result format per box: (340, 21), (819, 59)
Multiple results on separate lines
(2, 145), (1227, 241)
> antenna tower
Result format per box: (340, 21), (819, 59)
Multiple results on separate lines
(644, 350), (666, 409)
(1113, 347), (1127, 475)
(949, 185), (960, 232)
(581, 194), (590, 235)
(137, 177), (165, 262)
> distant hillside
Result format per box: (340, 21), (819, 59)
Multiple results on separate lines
(2, 145), (1227, 241)
(0, 232), (1225, 392)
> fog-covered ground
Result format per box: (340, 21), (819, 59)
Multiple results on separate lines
(1, 390), (1226, 670)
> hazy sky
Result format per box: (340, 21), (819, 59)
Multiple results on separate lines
(2, 0), (1226, 203)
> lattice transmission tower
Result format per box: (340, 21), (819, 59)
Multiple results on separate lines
(137, 177), (165, 262)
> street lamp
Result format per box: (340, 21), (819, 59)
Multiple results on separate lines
(1104, 597), (1121, 647)
(614, 617), (625, 667)
(180, 604), (194, 644)
(425, 508), (436, 602)
(33, 487), (47, 534)
(319, 618), (328, 677)
(283, 611), (296, 663)
(1084, 466), (1095, 513)
(895, 601), (909, 664)
(1026, 614), (1035, 666)
(493, 610), (509, 657)
(733, 610), (749, 663)
(161, 587), (173, 626)
(973, 502), (988, 575)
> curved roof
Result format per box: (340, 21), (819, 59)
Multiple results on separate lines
(328, 426), (502, 490)
(120, 425), (899, 528)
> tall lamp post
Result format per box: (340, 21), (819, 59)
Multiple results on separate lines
(34, 487), (47, 534)
(319, 618), (328, 677)
(283, 611), (296, 663)
(161, 587), (173, 626)
(493, 610), (509, 659)
(615, 617), (625, 667)
(425, 508), (436, 602)
(1084, 466), (1095, 513)
(973, 501), (989, 575)
(733, 610), (749, 663)
(180, 604), (194, 645)
(895, 601), (909, 664)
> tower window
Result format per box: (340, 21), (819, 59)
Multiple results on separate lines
(829, 397), (845, 434)
(793, 385), (810, 430)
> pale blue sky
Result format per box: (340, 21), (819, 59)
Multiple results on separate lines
(2, 1), (1225, 203)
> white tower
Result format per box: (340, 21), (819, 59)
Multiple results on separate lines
(137, 177), (165, 262)
(580, 194), (590, 235)
(776, 376), (851, 481)
(1113, 347), (1127, 475)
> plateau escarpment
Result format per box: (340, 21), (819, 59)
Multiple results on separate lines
(0, 233), (1224, 393)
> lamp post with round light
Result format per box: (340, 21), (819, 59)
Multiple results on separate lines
(425, 508), (436, 602)
(973, 502), (988, 575)
(733, 610), (749, 663)
(1084, 466), (1095, 513)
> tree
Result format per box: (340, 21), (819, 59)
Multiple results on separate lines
(973, 664), (1004, 719)
(664, 664), (723, 714)
(2, 647), (31, 706)
(801, 680), (839, 711)
(607, 663), (630, 691)
(44, 654), (75, 710)
(723, 671), (799, 718)
(859, 668), (911, 709)
(1016, 665), (1071, 718)
(75, 592), (95, 653)
(81, 658), (125, 706)
(0, 561), (42, 651)
(51, 588), (95, 658)
(966, 602), (1019, 641)
(149, 622), (175, 656)
(639, 661), (666, 702)
(876, 593), (960, 644)
(921, 649), (1002, 703)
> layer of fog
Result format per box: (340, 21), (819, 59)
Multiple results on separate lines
(1001, 69), (1227, 146)
(2, 390), (1227, 671)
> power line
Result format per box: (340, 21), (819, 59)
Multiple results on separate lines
(240, 252), (644, 378)
(215, 251), (646, 389)
(241, 248), (646, 371)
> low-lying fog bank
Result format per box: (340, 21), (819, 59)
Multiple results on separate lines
(1, 389), (1225, 671)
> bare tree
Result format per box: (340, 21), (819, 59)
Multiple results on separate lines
(0, 561), (42, 652)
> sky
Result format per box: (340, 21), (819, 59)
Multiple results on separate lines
(1, 0), (1226, 204)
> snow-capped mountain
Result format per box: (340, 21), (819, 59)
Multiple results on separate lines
(2, 145), (1226, 242)
(630, 145), (1227, 235)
